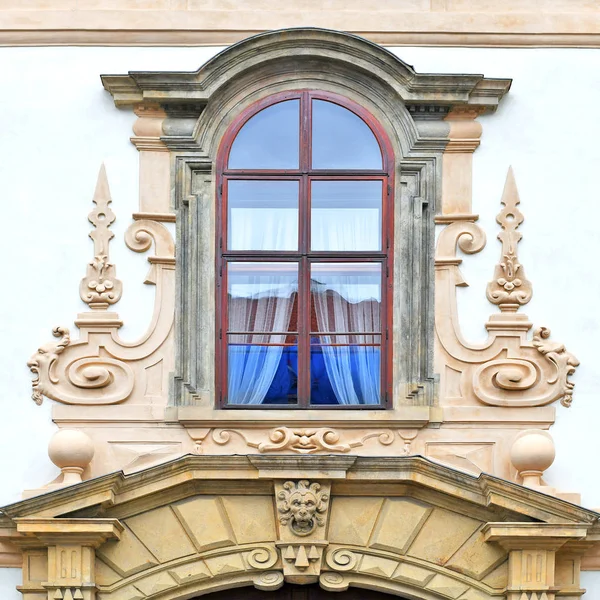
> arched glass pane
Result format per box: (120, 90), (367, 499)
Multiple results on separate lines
(312, 100), (382, 170)
(228, 100), (300, 169)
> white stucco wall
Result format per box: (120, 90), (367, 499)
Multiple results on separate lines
(1, 46), (599, 594)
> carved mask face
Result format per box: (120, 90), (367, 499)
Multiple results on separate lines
(289, 490), (317, 529)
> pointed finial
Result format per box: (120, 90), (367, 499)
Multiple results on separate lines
(79, 164), (122, 310)
(486, 167), (532, 312)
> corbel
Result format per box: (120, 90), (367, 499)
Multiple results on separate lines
(12, 518), (123, 600)
(483, 523), (590, 600)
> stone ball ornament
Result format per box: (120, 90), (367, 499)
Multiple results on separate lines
(48, 429), (95, 485)
(510, 429), (555, 489)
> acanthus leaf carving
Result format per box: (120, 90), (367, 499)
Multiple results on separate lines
(486, 166), (532, 312)
(79, 164), (122, 309)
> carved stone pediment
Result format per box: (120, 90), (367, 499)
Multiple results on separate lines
(2, 456), (598, 599)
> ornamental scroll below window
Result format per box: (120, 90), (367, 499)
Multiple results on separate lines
(216, 91), (394, 408)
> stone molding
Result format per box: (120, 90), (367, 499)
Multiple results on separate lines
(1, 456), (598, 599)
(3, 4), (600, 47)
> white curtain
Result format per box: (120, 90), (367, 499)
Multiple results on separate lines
(229, 208), (297, 251)
(311, 208), (380, 251)
(227, 270), (295, 405)
(313, 274), (381, 405)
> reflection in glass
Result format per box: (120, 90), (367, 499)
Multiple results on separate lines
(228, 180), (298, 251)
(310, 344), (380, 405)
(228, 100), (300, 169)
(227, 262), (298, 405)
(311, 181), (382, 251)
(228, 343), (298, 406)
(310, 263), (381, 405)
(312, 100), (382, 170)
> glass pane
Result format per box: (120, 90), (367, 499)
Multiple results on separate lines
(228, 342), (298, 405)
(312, 99), (382, 170)
(310, 344), (381, 405)
(228, 180), (298, 251)
(311, 181), (382, 251)
(227, 262), (298, 334)
(310, 262), (382, 335)
(228, 100), (300, 169)
(227, 262), (298, 406)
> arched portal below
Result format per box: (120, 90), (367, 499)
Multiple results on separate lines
(197, 583), (407, 599)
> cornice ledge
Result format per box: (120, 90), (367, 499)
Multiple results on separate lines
(483, 522), (590, 550)
(248, 455), (357, 479)
(101, 27), (511, 113)
(13, 517), (123, 547)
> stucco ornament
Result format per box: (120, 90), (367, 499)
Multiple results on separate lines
(435, 166), (579, 408)
(27, 165), (175, 407)
(27, 326), (70, 405)
(79, 163), (122, 309)
(277, 480), (329, 536)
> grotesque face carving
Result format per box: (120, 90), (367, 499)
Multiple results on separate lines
(27, 327), (70, 405)
(278, 480), (329, 536)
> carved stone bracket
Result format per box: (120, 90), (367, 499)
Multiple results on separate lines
(274, 480), (332, 584)
(435, 167), (579, 408)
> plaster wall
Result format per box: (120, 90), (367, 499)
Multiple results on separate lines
(1, 45), (599, 593)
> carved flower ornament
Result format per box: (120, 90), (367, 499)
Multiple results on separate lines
(278, 480), (329, 536)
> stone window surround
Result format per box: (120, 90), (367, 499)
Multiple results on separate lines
(100, 28), (511, 429)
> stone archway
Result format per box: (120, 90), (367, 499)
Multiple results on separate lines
(196, 583), (408, 599)
(4, 455), (597, 600)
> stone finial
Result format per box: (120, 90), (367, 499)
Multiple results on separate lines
(48, 429), (95, 485)
(510, 430), (555, 490)
(79, 164), (122, 310)
(486, 167), (532, 312)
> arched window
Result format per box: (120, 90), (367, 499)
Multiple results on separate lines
(216, 91), (393, 407)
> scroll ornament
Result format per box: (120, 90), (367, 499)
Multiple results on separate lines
(28, 165), (175, 406)
(435, 167), (579, 408)
(212, 426), (394, 454)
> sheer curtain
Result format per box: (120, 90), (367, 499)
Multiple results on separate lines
(228, 273), (295, 405)
(313, 276), (380, 405)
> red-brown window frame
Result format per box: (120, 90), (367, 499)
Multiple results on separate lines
(216, 90), (395, 409)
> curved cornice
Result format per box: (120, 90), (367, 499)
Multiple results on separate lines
(101, 27), (511, 112)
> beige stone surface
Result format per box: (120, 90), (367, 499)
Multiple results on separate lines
(2, 1), (600, 46)
(3, 455), (598, 598)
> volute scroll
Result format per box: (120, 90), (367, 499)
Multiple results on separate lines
(436, 167), (579, 409)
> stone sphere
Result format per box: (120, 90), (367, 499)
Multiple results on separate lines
(510, 430), (555, 473)
(48, 429), (95, 470)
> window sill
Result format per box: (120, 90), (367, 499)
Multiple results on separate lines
(169, 405), (440, 428)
